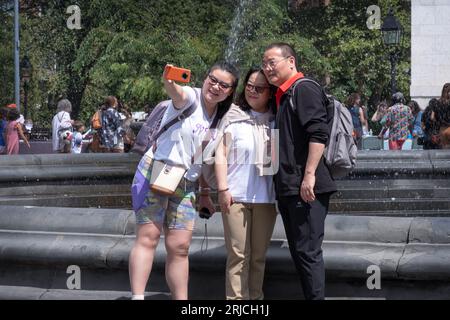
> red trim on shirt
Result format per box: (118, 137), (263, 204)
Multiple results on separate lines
(275, 72), (305, 108)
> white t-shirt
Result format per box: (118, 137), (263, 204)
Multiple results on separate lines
(224, 110), (275, 204)
(151, 86), (216, 182)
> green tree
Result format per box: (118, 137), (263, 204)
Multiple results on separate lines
(290, 0), (411, 107)
(0, 9), (14, 108)
(1, 0), (411, 131)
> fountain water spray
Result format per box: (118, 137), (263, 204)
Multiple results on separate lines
(224, 0), (253, 66)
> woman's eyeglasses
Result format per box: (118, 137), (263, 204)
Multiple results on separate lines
(207, 74), (233, 91)
(246, 83), (269, 94)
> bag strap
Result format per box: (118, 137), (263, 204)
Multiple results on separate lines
(57, 111), (67, 123)
(191, 94), (225, 168)
(288, 78), (329, 113)
(152, 90), (200, 143)
(209, 112), (221, 130)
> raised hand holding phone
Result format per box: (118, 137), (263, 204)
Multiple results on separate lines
(162, 64), (191, 109)
(164, 64), (191, 83)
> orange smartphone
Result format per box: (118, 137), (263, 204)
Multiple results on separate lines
(165, 66), (191, 83)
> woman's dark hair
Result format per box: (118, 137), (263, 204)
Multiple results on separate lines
(346, 93), (361, 107)
(423, 97), (450, 138)
(102, 96), (118, 110)
(408, 100), (421, 116)
(6, 108), (20, 121)
(377, 101), (388, 110)
(237, 67), (276, 113)
(428, 98), (439, 111)
(205, 61), (240, 121)
(422, 98), (439, 133)
(440, 83), (450, 105)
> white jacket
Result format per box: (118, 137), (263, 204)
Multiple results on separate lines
(52, 111), (72, 151)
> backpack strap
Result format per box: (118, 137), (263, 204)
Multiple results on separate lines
(288, 78), (329, 113)
(57, 111), (68, 123)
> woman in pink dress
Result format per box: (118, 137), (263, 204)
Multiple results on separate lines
(6, 109), (30, 155)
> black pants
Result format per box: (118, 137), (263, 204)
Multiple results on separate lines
(277, 193), (331, 300)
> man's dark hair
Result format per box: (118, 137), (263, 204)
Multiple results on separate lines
(264, 42), (298, 68)
(391, 92), (405, 105)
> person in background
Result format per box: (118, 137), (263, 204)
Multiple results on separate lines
(214, 67), (277, 300)
(434, 83), (450, 148)
(5, 108), (30, 155)
(118, 102), (135, 152)
(408, 100), (424, 145)
(372, 101), (390, 142)
(421, 98), (441, 150)
(385, 92), (414, 150)
(99, 96), (125, 153)
(372, 101), (388, 123)
(71, 120), (85, 154)
(0, 108), (8, 154)
(52, 99), (74, 153)
(88, 103), (104, 153)
(346, 93), (366, 149)
(6, 104), (25, 125)
(360, 104), (370, 135)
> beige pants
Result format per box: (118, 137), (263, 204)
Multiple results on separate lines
(222, 203), (277, 300)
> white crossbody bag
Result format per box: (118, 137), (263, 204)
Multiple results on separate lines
(149, 160), (187, 196)
(148, 98), (198, 196)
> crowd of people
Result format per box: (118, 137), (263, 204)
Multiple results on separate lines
(4, 84), (448, 155)
(50, 96), (136, 154)
(346, 83), (450, 150)
(0, 96), (136, 155)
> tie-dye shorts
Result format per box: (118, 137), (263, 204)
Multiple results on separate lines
(134, 178), (197, 231)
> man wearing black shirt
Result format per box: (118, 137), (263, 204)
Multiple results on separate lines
(262, 43), (337, 300)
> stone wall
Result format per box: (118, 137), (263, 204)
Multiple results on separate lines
(411, 0), (450, 109)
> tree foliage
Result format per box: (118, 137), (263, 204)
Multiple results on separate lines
(0, 0), (411, 128)
(290, 0), (411, 109)
(0, 9), (14, 109)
